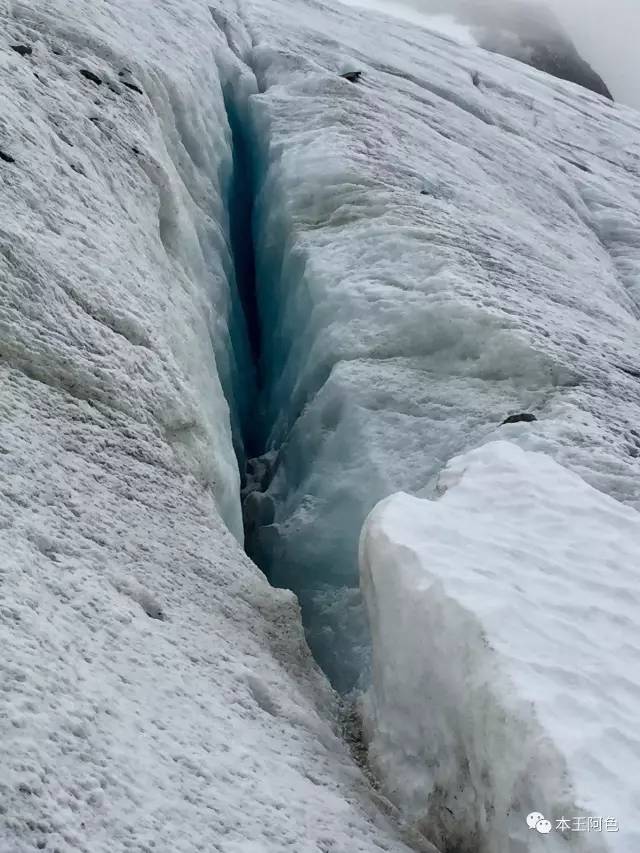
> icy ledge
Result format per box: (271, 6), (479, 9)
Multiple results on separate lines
(360, 441), (640, 853)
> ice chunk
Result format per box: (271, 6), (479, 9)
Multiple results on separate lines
(360, 441), (640, 852)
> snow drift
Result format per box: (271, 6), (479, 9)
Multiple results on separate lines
(360, 441), (640, 853)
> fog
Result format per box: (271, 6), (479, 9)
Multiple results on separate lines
(543, 0), (639, 108)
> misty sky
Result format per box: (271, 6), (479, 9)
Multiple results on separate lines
(548, 0), (639, 108)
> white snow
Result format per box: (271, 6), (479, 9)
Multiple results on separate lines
(0, 390), (413, 852)
(360, 441), (640, 853)
(0, 0), (250, 540)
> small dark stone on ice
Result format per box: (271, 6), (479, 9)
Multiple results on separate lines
(0, 150), (15, 164)
(146, 607), (164, 621)
(340, 70), (362, 83)
(11, 44), (32, 57)
(80, 69), (102, 85)
(122, 80), (143, 95)
(132, 146), (141, 155)
(501, 413), (537, 425)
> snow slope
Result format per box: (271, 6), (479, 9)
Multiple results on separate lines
(339, 2), (478, 46)
(0, 1), (417, 851)
(239, 0), (640, 687)
(360, 441), (640, 853)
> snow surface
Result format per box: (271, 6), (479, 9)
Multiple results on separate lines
(240, 0), (640, 686)
(0, 393), (415, 853)
(0, 0), (420, 851)
(360, 441), (640, 853)
(339, 2), (478, 46)
(3, 0), (640, 848)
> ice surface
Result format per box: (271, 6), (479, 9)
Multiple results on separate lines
(340, 2), (479, 46)
(360, 441), (640, 853)
(0, 0), (251, 539)
(4, 0), (640, 846)
(239, 0), (640, 687)
(0, 385), (414, 853)
(0, 0), (419, 850)
(375, 0), (615, 100)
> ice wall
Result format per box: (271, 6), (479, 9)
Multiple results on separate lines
(360, 442), (640, 853)
(0, 0), (253, 539)
(4, 0), (640, 846)
(239, 0), (640, 691)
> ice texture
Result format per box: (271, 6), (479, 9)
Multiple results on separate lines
(3, 0), (640, 846)
(0, 0), (417, 850)
(241, 0), (640, 687)
(360, 441), (640, 853)
(0, 0), (254, 540)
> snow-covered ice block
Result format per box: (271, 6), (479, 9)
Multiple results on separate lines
(360, 441), (640, 853)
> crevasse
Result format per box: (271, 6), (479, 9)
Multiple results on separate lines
(214, 34), (374, 693)
(215, 0), (640, 704)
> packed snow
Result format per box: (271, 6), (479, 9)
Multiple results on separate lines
(360, 441), (640, 852)
(0, 0), (256, 541)
(0, 392), (416, 853)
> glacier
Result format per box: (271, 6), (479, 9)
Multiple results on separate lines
(0, 0), (417, 851)
(240, 0), (640, 690)
(2, 0), (640, 850)
(361, 441), (640, 853)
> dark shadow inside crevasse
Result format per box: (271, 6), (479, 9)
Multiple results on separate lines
(223, 90), (264, 461)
